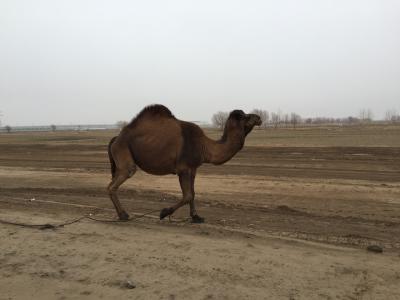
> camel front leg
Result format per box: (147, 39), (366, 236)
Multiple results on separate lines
(188, 169), (204, 223)
(160, 169), (204, 223)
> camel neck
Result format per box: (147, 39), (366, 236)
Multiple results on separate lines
(203, 130), (244, 165)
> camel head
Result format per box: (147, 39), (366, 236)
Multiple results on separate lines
(225, 110), (262, 137)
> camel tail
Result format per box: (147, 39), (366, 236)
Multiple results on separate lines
(108, 136), (118, 179)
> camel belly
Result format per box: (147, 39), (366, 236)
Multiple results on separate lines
(135, 153), (177, 175)
(130, 133), (181, 175)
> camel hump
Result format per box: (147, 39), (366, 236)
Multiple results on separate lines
(137, 104), (174, 119)
(128, 104), (175, 127)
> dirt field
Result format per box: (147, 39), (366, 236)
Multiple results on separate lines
(1, 125), (400, 299)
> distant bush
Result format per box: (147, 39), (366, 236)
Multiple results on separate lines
(116, 121), (128, 130)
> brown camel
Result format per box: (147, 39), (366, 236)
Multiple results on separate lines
(107, 104), (261, 223)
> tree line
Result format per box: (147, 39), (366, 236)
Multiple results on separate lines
(212, 108), (400, 129)
(2, 108), (400, 133)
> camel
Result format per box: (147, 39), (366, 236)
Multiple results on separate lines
(107, 104), (261, 223)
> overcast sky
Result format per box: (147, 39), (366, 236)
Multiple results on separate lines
(1, 0), (399, 125)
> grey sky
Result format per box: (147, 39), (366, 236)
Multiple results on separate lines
(1, 0), (399, 126)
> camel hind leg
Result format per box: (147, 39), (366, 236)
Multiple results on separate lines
(108, 142), (136, 220)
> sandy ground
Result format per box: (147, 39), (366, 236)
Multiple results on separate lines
(1, 128), (400, 299)
(1, 208), (400, 300)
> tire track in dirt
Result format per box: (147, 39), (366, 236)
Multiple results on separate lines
(1, 187), (399, 251)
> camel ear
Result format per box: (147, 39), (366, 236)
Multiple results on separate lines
(230, 110), (245, 121)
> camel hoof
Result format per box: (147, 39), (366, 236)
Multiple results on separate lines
(160, 207), (174, 220)
(191, 215), (205, 224)
(118, 211), (130, 221)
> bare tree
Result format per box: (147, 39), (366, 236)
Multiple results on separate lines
(385, 109), (399, 123)
(50, 124), (56, 132)
(271, 112), (280, 129)
(211, 111), (229, 130)
(290, 113), (301, 128)
(359, 108), (373, 122)
(5, 125), (11, 133)
(283, 113), (290, 127)
(251, 109), (269, 129)
(385, 109), (394, 122)
(359, 109), (366, 121)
